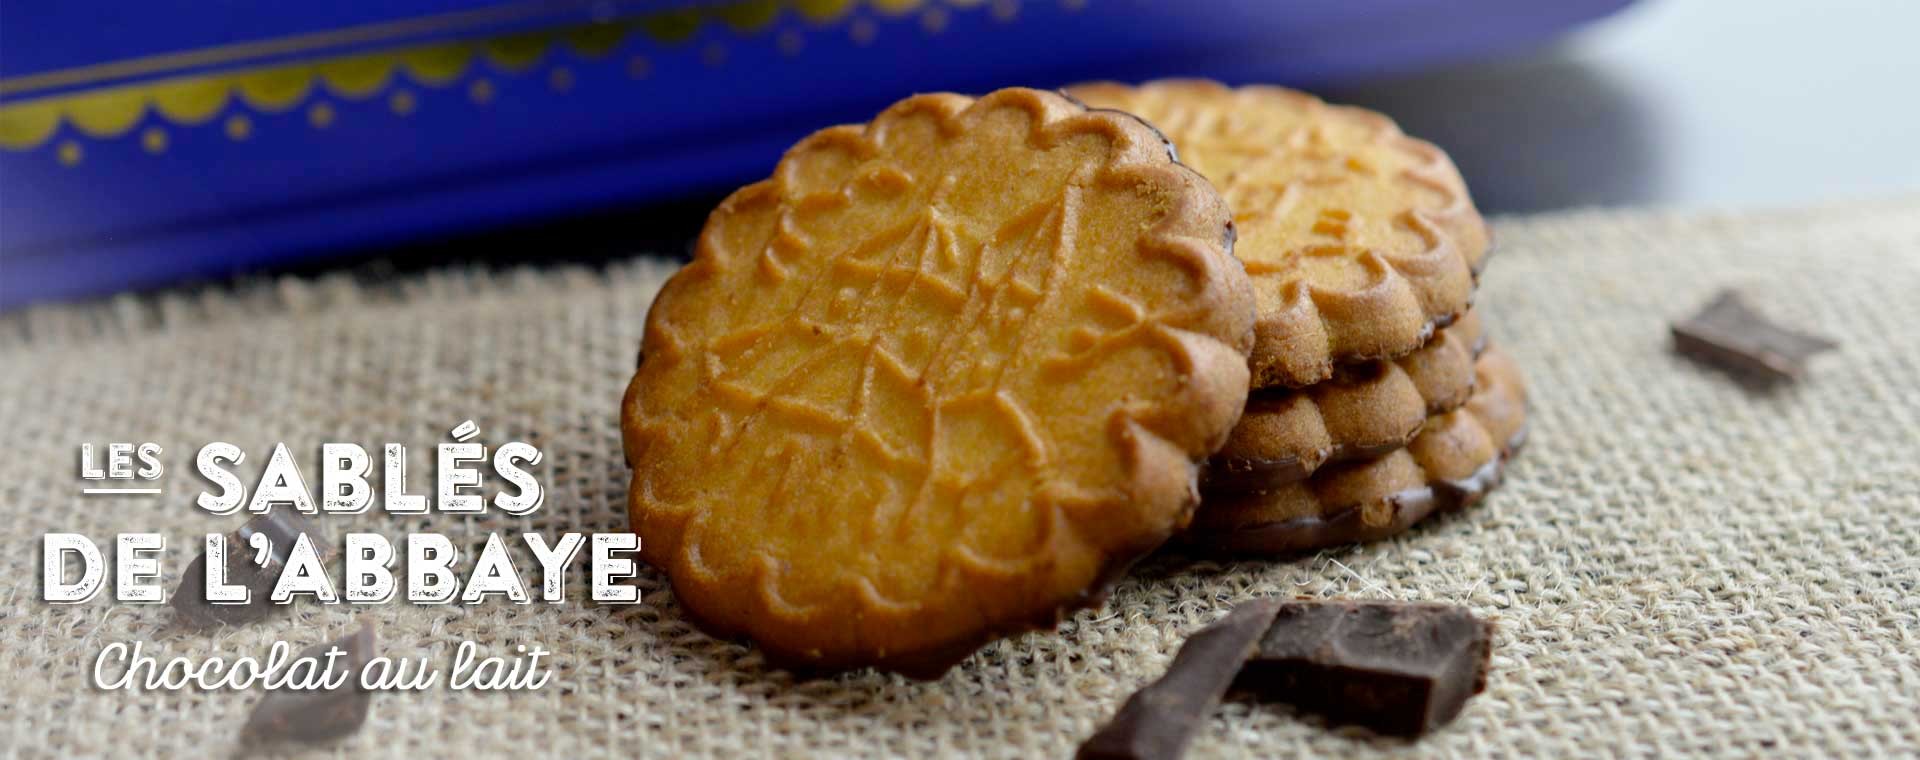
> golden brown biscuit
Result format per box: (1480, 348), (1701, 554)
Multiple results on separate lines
(1067, 79), (1490, 388)
(1188, 346), (1526, 556)
(1205, 307), (1487, 492)
(621, 88), (1255, 677)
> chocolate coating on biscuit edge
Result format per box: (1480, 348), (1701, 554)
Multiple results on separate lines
(1188, 424), (1527, 557)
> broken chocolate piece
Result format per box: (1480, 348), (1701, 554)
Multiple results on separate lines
(171, 508), (332, 628)
(1235, 600), (1492, 737)
(1078, 599), (1282, 760)
(1672, 290), (1837, 382)
(243, 621), (376, 744)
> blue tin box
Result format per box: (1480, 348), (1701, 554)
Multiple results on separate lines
(0, 0), (1629, 308)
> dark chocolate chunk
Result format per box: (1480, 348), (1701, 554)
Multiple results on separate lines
(1235, 601), (1492, 737)
(243, 621), (376, 745)
(1672, 290), (1837, 382)
(171, 509), (331, 628)
(1078, 599), (1282, 760)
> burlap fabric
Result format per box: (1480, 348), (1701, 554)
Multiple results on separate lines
(2, 199), (1917, 758)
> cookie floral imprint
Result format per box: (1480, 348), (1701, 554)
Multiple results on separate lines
(621, 89), (1254, 677)
(1068, 80), (1490, 388)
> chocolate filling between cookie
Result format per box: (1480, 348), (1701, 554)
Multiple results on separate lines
(1194, 423), (1527, 557)
(1203, 309), (1491, 493)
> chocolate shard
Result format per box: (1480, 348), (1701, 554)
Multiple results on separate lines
(1078, 599), (1282, 760)
(1235, 600), (1492, 737)
(171, 508), (331, 628)
(1672, 290), (1837, 382)
(243, 621), (376, 745)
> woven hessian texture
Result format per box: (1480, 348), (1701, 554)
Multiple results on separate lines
(2, 200), (1917, 758)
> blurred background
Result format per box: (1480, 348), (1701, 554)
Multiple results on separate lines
(3, 0), (1917, 311)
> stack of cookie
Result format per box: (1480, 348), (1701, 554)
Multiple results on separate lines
(1068, 80), (1529, 556)
(621, 83), (1528, 678)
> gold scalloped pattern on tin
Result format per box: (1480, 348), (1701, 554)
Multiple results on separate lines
(0, 0), (938, 152)
(1068, 79), (1491, 388)
(621, 87), (1253, 676)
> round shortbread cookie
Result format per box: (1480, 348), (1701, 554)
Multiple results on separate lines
(1205, 308), (1487, 493)
(1187, 346), (1526, 556)
(622, 88), (1255, 677)
(1067, 79), (1491, 389)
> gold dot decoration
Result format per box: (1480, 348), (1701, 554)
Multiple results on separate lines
(389, 90), (417, 116)
(777, 30), (805, 56)
(308, 102), (336, 129)
(225, 114), (253, 141)
(469, 78), (496, 104)
(7, 5), (1043, 159)
(849, 18), (878, 45)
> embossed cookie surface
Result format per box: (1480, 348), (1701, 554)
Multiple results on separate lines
(1206, 308), (1486, 492)
(1189, 346), (1526, 556)
(621, 88), (1254, 677)
(1068, 79), (1490, 388)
